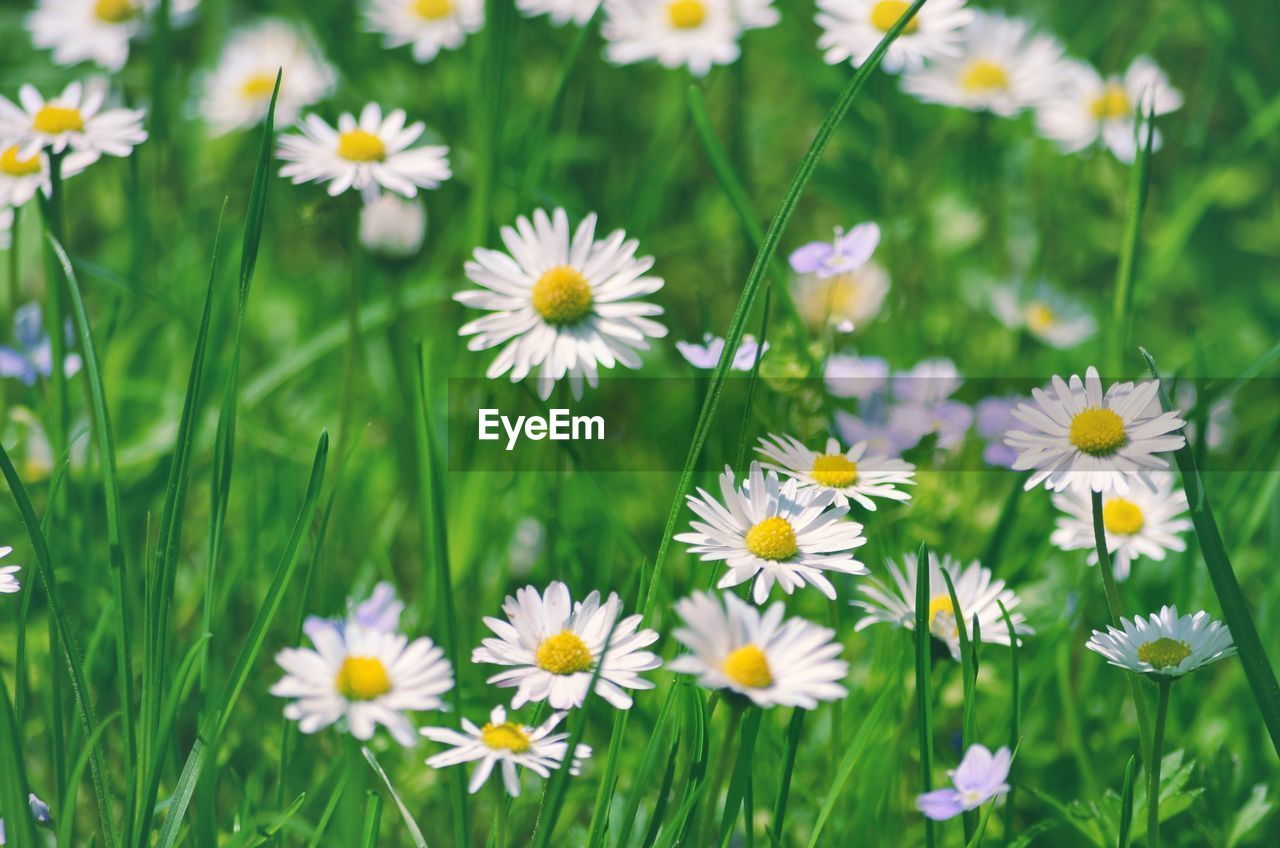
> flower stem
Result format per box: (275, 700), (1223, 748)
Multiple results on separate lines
(697, 704), (743, 846)
(1147, 679), (1171, 848)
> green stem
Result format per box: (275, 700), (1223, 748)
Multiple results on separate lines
(697, 705), (743, 847)
(336, 202), (364, 463)
(1147, 680), (1171, 848)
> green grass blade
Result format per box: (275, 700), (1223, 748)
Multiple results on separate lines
(997, 600), (1021, 844)
(767, 708), (806, 846)
(941, 568), (978, 843)
(717, 707), (763, 848)
(1117, 754), (1137, 848)
(360, 790), (384, 848)
(361, 746), (426, 848)
(0, 670), (41, 847)
(611, 683), (680, 848)
(56, 712), (122, 848)
(585, 708), (631, 848)
(915, 542), (937, 848)
(1109, 98), (1157, 372)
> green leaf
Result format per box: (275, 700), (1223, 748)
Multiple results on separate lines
(0, 672), (40, 847)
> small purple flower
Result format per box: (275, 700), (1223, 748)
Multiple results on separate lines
(824, 354), (889, 400)
(892, 358), (962, 405)
(788, 222), (880, 278)
(976, 396), (1022, 468)
(889, 399), (974, 451)
(0, 303), (82, 386)
(675, 333), (768, 371)
(304, 581), (404, 641)
(835, 408), (921, 456)
(917, 744), (1012, 821)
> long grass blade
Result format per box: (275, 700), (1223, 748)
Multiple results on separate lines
(997, 600), (1021, 844)
(0, 671), (40, 847)
(1117, 754), (1137, 848)
(914, 542), (937, 848)
(361, 746), (426, 848)
(1109, 98), (1157, 372)
(611, 683), (680, 848)
(767, 708), (806, 846)
(360, 790), (384, 847)
(941, 568), (978, 843)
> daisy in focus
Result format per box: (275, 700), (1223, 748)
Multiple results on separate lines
(472, 581), (661, 710)
(422, 706), (591, 797)
(668, 591), (848, 708)
(756, 433), (915, 511)
(917, 744), (1012, 821)
(788, 224), (889, 332)
(675, 461), (868, 603)
(816, 0), (973, 74)
(1086, 606), (1235, 679)
(271, 622), (454, 746)
(363, 0), (485, 64)
(517, 0), (599, 27)
(1050, 472), (1191, 581)
(1037, 57), (1183, 163)
(1003, 366), (1187, 494)
(277, 103), (451, 199)
(454, 207), (667, 400)
(675, 333), (767, 370)
(0, 80), (147, 165)
(989, 281), (1097, 349)
(901, 11), (1065, 117)
(0, 546), (20, 595)
(602, 0), (749, 78)
(853, 551), (1033, 661)
(198, 19), (336, 136)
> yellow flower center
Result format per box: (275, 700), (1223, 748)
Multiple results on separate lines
(33, 105), (85, 135)
(1091, 84), (1131, 121)
(1, 145), (41, 177)
(744, 516), (798, 561)
(721, 644), (773, 688)
(1026, 302), (1056, 335)
(928, 595), (957, 639)
(531, 265), (593, 325)
(1068, 407), (1126, 456)
(94, 0), (136, 23)
(337, 129), (387, 163)
(960, 60), (1009, 93)
(240, 73), (278, 100)
(1137, 637), (1192, 671)
(1102, 498), (1145, 536)
(481, 721), (532, 753)
(667, 0), (706, 29)
(335, 656), (392, 701)
(414, 0), (454, 20)
(536, 630), (594, 675)
(811, 453), (858, 488)
(869, 1), (919, 34)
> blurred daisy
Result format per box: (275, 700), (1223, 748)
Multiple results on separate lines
(736, 0), (779, 30)
(816, 0), (973, 74)
(472, 581), (661, 710)
(602, 0), (747, 78)
(791, 260), (890, 332)
(0, 546), (20, 594)
(675, 333), (767, 370)
(304, 581), (405, 641)
(1, 143), (91, 208)
(853, 551), (1032, 661)
(198, 19), (336, 136)
(675, 461), (868, 603)
(1086, 606), (1235, 680)
(454, 207), (667, 400)
(0, 80), (146, 165)
(0, 303), (83, 385)
(824, 353), (889, 400)
(1004, 366), (1186, 494)
(517, 0), (599, 27)
(277, 103), (451, 199)
(668, 591), (848, 708)
(422, 706), (590, 797)
(901, 11), (1064, 117)
(757, 433), (915, 510)
(359, 193), (427, 259)
(990, 282), (1097, 349)
(789, 222), (880, 279)
(1051, 473), (1191, 581)
(271, 623), (454, 746)
(364, 0), (484, 64)
(1037, 57), (1183, 163)
(917, 744), (1012, 820)
(26, 0), (198, 72)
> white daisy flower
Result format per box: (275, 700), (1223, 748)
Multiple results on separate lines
(472, 581), (661, 711)
(454, 207), (667, 400)
(364, 0), (484, 64)
(1086, 606), (1235, 680)
(816, 0), (973, 74)
(1004, 366), (1187, 494)
(735, 0), (779, 30)
(668, 591), (848, 708)
(26, 0), (197, 72)
(1, 142), (94, 209)
(277, 103), (452, 200)
(602, 0), (748, 78)
(990, 281), (1097, 349)
(852, 551), (1033, 661)
(422, 705), (591, 797)
(1050, 472), (1191, 581)
(674, 461), (868, 603)
(901, 11), (1065, 117)
(0, 80), (147, 165)
(790, 259), (890, 332)
(1037, 56), (1183, 163)
(757, 434), (915, 511)
(198, 19), (336, 136)
(517, 0), (599, 27)
(270, 622), (454, 747)
(0, 546), (20, 594)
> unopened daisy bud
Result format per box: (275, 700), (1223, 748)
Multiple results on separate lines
(359, 193), (427, 258)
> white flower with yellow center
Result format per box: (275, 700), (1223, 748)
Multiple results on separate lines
(364, 0), (484, 63)
(901, 11), (1065, 117)
(27, 0), (144, 72)
(472, 581), (661, 710)
(989, 281), (1097, 349)
(1004, 366), (1187, 495)
(422, 706), (591, 797)
(1037, 57), (1183, 164)
(277, 103), (451, 200)
(668, 591), (848, 708)
(816, 0), (973, 74)
(790, 259), (890, 332)
(1086, 606), (1234, 680)
(675, 461), (868, 603)
(0, 546), (20, 594)
(198, 19), (336, 136)
(602, 0), (749, 78)
(852, 551), (1032, 661)
(455, 207), (667, 400)
(517, 0), (600, 27)
(0, 80), (147, 165)
(270, 622), (454, 747)
(1049, 472), (1191, 581)
(757, 434), (915, 511)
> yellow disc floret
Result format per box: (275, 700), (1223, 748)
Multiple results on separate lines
(1102, 498), (1145, 536)
(960, 60), (1009, 93)
(414, 0), (454, 20)
(33, 105), (85, 135)
(240, 73), (278, 100)
(722, 644), (773, 688)
(927, 595), (958, 640)
(745, 516), (798, 561)
(1068, 407), (1126, 456)
(1026, 302), (1056, 335)
(667, 0), (706, 29)
(1137, 637), (1191, 671)
(532, 265), (593, 325)
(536, 630), (594, 675)
(869, 1), (919, 34)
(337, 129), (387, 163)
(1, 146), (42, 177)
(481, 721), (532, 753)
(335, 656), (393, 700)
(94, 0), (136, 24)
(1091, 84), (1131, 121)
(811, 454), (858, 488)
